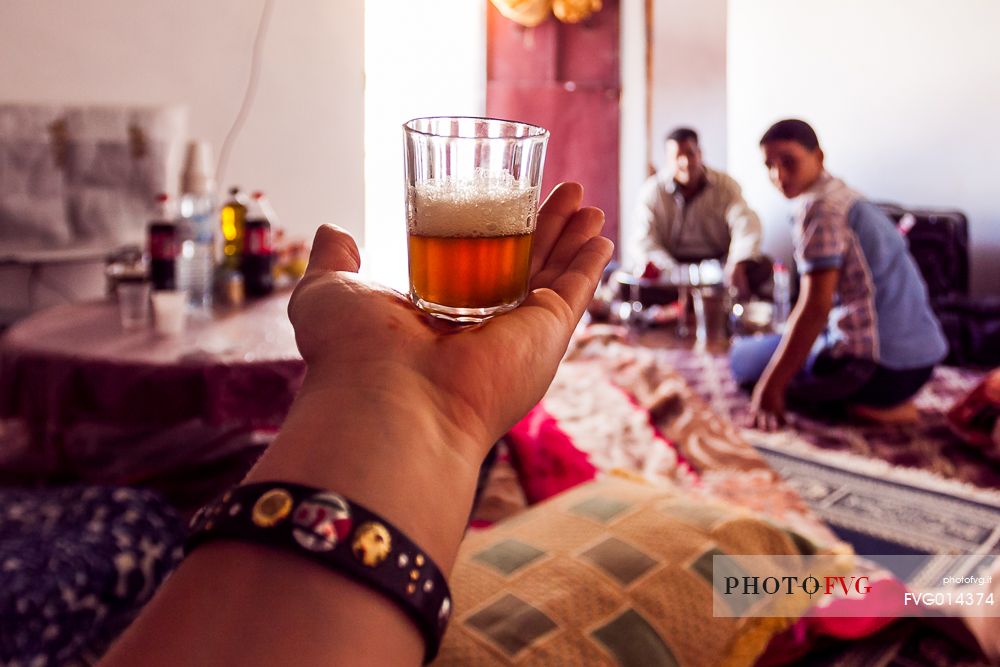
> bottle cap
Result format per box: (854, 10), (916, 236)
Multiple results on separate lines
(250, 190), (279, 226)
(154, 192), (174, 219)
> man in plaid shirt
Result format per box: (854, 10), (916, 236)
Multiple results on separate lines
(730, 119), (947, 428)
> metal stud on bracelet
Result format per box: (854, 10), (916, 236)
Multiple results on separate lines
(186, 481), (452, 664)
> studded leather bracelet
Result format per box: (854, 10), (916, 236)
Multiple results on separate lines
(186, 481), (452, 663)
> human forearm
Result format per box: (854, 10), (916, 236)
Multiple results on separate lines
(103, 540), (428, 667)
(630, 194), (670, 271)
(746, 269), (837, 430)
(101, 368), (483, 667)
(725, 200), (763, 264)
(246, 365), (484, 571)
(632, 233), (673, 273)
(759, 299), (828, 388)
(728, 261), (752, 301)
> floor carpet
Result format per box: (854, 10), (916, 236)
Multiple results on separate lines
(746, 434), (999, 667)
(655, 347), (1000, 490)
(747, 433), (1000, 560)
(650, 344), (1000, 665)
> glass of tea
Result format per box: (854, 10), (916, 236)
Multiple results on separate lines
(403, 117), (549, 323)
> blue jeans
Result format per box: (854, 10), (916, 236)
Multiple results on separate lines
(729, 334), (934, 408)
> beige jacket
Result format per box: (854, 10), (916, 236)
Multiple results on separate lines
(629, 167), (762, 271)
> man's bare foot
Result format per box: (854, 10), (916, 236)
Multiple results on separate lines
(850, 401), (919, 424)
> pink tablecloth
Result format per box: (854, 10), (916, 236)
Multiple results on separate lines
(0, 293), (306, 480)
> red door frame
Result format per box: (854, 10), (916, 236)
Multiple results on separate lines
(486, 1), (623, 254)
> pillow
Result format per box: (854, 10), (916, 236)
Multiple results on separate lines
(436, 477), (851, 666)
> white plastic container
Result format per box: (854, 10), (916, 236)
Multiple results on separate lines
(152, 290), (188, 336)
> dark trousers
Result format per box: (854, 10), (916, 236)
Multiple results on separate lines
(730, 334), (934, 408)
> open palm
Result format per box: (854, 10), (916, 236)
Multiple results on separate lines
(287, 183), (613, 460)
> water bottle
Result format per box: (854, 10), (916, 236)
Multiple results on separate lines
(177, 193), (216, 311)
(176, 141), (217, 312)
(772, 261), (791, 331)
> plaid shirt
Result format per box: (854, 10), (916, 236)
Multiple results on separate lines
(794, 172), (879, 361)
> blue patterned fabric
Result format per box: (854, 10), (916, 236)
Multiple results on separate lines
(0, 486), (185, 666)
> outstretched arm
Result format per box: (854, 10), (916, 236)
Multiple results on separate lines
(747, 268), (837, 430)
(629, 179), (675, 272)
(100, 183), (613, 667)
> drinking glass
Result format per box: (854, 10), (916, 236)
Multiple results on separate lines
(117, 279), (151, 331)
(673, 263), (699, 337)
(691, 284), (731, 350)
(403, 117), (549, 323)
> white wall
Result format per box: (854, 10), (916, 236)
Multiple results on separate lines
(729, 0), (1000, 295)
(619, 0), (727, 266)
(649, 0), (728, 170)
(0, 0), (365, 246)
(363, 0), (486, 289)
(619, 0), (649, 268)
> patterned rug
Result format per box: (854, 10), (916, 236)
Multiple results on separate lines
(745, 435), (1000, 667)
(746, 432), (1000, 559)
(654, 346), (1000, 490)
(652, 346), (1000, 665)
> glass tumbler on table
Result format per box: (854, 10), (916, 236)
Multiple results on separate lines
(117, 278), (151, 331)
(673, 262), (700, 337)
(403, 117), (549, 323)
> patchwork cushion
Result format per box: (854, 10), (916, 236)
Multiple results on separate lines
(0, 485), (185, 665)
(436, 477), (850, 666)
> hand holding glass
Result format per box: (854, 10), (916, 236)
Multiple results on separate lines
(403, 117), (549, 322)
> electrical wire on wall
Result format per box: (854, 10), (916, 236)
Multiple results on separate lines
(215, 0), (275, 187)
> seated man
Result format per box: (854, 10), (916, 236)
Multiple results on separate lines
(731, 119), (948, 428)
(631, 127), (768, 299)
